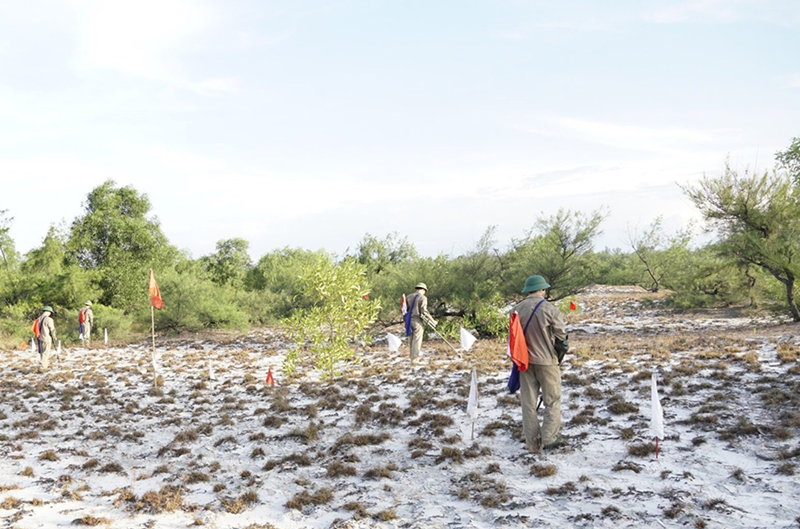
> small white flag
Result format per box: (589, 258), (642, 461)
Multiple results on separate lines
(31, 338), (36, 353)
(57, 340), (61, 355)
(387, 333), (403, 352)
(104, 328), (108, 345)
(651, 372), (664, 440)
(401, 294), (408, 316)
(152, 354), (159, 376)
(208, 359), (215, 381)
(467, 368), (479, 421)
(460, 327), (477, 352)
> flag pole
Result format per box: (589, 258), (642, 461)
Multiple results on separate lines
(423, 317), (462, 357)
(151, 305), (156, 386)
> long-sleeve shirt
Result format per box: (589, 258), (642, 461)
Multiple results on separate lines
(512, 294), (567, 366)
(407, 291), (433, 322)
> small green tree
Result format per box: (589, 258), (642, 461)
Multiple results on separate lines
(505, 209), (606, 299)
(282, 259), (379, 379)
(684, 164), (800, 321)
(627, 216), (693, 292)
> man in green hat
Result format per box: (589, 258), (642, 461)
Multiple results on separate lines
(513, 275), (568, 451)
(79, 300), (94, 346)
(35, 306), (58, 372)
(406, 282), (437, 362)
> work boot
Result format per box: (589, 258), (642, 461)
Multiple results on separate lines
(543, 438), (564, 451)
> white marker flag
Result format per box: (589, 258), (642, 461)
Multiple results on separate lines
(57, 340), (61, 355)
(152, 354), (159, 377)
(460, 327), (477, 352)
(387, 333), (403, 353)
(208, 359), (215, 381)
(31, 338), (36, 353)
(467, 368), (479, 421)
(104, 328), (108, 345)
(650, 372), (664, 440)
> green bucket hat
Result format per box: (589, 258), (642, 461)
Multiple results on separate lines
(521, 275), (550, 294)
(42, 306), (54, 313)
(415, 282), (428, 291)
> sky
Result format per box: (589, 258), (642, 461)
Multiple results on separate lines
(1, 0), (799, 259)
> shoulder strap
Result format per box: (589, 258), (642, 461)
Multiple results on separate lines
(409, 294), (419, 313)
(523, 299), (546, 334)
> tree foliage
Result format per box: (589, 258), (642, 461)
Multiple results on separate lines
(282, 259), (379, 379)
(505, 209), (606, 300)
(684, 164), (800, 321)
(202, 238), (252, 289)
(66, 180), (177, 310)
(776, 137), (800, 184)
(627, 216), (693, 292)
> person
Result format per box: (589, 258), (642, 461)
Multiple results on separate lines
(513, 275), (568, 451)
(406, 282), (437, 362)
(35, 306), (58, 372)
(79, 300), (94, 346)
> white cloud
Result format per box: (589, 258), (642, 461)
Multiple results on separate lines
(71, 0), (214, 85)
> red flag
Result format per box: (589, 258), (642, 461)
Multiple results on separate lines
(266, 368), (275, 386)
(148, 269), (165, 310)
(509, 313), (529, 372)
(569, 301), (577, 311)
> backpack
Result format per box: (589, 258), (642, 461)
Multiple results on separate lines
(79, 307), (86, 324)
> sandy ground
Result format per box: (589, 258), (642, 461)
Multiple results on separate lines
(1, 286), (799, 529)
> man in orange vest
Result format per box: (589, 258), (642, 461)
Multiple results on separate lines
(79, 301), (94, 346)
(35, 306), (58, 372)
(512, 275), (567, 451)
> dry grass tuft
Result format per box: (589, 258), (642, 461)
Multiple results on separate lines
(39, 449), (60, 461)
(285, 488), (334, 511)
(375, 508), (397, 521)
(139, 485), (184, 514)
(71, 515), (112, 526)
(628, 442), (657, 457)
(544, 481), (577, 496)
(364, 463), (398, 480)
(327, 461), (357, 478)
(531, 463), (557, 478)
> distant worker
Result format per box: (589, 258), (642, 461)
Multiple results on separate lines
(33, 306), (58, 372)
(404, 282), (437, 362)
(79, 301), (94, 346)
(513, 275), (568, 451)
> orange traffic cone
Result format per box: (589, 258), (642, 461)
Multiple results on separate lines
(266, 368), (275, 387)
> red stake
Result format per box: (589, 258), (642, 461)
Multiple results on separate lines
(266, 368), (275, 387)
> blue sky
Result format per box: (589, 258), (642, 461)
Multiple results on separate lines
(1, 0), (799, 258)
